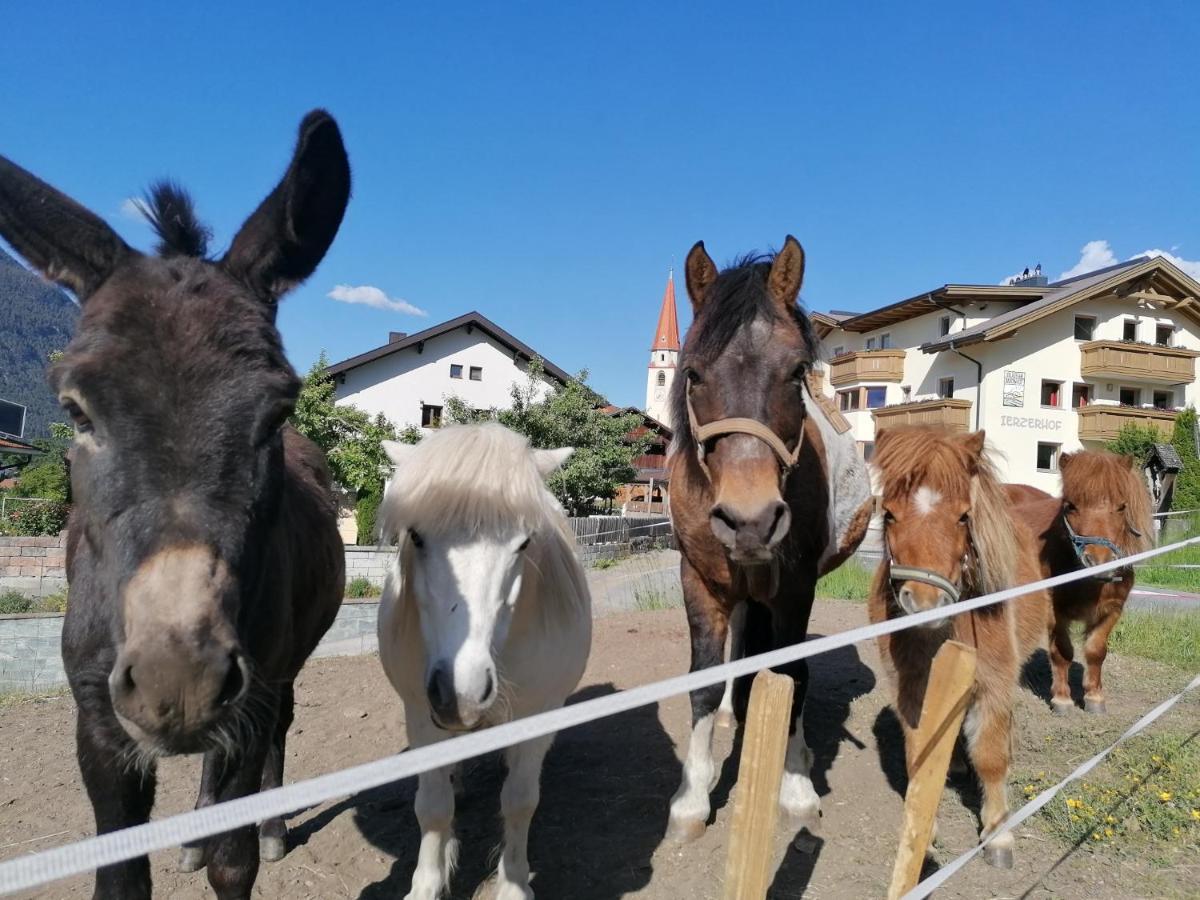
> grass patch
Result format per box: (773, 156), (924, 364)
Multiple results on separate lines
(1021, 730), (1200, 867)
(590, 557), (619, 570)
(0, 589), (67, 614)
(0, 685), (70, 709)
(1109, 609), (1200, 670)
(633, 586), (680, 611)
(815, 558), (874, 602)
(345, 577), (382, 599)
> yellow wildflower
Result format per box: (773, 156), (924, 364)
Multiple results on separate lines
(1160, 791), (1173, 802)
(1066, 798), (1082, 809)
(1105, 815), (1117, 824)
(1104, 827), (1114, 837)
(1152, 754), (1163, 763)
(1092, 832), (1103, 840)
(1191, 809), (1200, 821)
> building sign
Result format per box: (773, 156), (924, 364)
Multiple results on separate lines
(1002, 371), (1025, 408)
(1000, 414), (1064, 432)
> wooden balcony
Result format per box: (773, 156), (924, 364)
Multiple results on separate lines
(870, 398), (972, 432)
(1076, 404), (1178, 442)
(1079, 340), (1199, 385)
(829, 349), (907, 386)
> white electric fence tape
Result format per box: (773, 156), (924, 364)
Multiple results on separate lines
(2, 534), (1199, 895)
(903, 672), (1200, 900)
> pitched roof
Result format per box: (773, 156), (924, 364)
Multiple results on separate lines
(651, 272), (680, 351)
(0, 435), (41, 456)
(918, 256), (1200, 353)
(324, 311), (574, 385)
(825, 283), (1048, 333)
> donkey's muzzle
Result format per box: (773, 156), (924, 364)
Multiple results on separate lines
(110, 643), (250, 750)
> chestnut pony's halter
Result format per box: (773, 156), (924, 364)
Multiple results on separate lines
(685, 378), (805, 483)
(1062, 513), (1130, 583)
(883, 523), (973, 605)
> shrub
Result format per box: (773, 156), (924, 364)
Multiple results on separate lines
(0, 499), (69, 537)
(39, 590), (69, 613)
(345, 577), (381, 599)
(0, 591), (34, 614)
(355, 490), (383, 546)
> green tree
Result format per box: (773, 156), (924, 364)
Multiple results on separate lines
(445, 360), (651, 515)
(1106, 423), (1161, 464)
(1169, 407), (1200, 511)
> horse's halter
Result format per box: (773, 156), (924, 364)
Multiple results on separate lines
(1062, 511), (1129, 583)
(883, 515), (975, 606)
(685, 377), (805, 483)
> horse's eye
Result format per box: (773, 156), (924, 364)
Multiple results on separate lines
(791, 361), (810, 383)
(959, 512), (970, 525)
(409, 529), (424, 549)
(517, 537), (531, 552)
(61, 399), (93, 434)
(882, 509), (895, 524)
(1064, 502), (1077, 514)
(1117, 503), (1127, 513)
(685, 367), (702, 385)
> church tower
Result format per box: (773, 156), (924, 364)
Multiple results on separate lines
(645, 270), (680, 428)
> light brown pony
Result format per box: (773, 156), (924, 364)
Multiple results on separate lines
(870, 426), (1052, 867)
(1007, 451), (1153, 714)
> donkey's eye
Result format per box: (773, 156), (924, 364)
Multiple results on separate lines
(409, 529), (424, 549)
(61, 400), (93, 434)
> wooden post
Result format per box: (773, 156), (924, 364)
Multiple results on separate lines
(887, 640), (977, 900)
(723, 670), (794, 900)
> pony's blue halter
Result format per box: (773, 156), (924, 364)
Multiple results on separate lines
(1062, 514), (1127, 582)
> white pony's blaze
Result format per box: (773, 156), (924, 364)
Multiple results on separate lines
(378, 424), (592, 900)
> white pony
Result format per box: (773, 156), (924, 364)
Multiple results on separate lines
(378, 423), (592, 900)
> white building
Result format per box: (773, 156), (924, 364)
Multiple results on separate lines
(645, 271), (680, 428)
(811, 256), (1200, 491)
(326, 311), (571, 431)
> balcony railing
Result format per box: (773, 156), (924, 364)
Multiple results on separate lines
(829, 349), (906, 386)
(1079, 340), (1199, 385)
(870, 397), (972, 432)
(1076, 404), (1178, 442)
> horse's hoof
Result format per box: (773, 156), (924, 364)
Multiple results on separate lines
(1085, 699), (1107, 715)
(178, 845), (205, 873)
(1051, 699), (1074, 716)
(666, 815), (707, 843)
(715, 708), (735, 729)
(260, 836), (287, 862)
(984, 845), (1014, 869)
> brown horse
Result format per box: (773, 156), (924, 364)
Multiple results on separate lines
(0, 112), (349, 899)
(1007, 451), (1153, 715)
(869, 426), (1051, 867)
(666, 237), (872, 840)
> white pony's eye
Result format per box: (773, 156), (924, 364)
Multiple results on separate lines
(516, 536), (531, 552)
(409, 529), (424, 549)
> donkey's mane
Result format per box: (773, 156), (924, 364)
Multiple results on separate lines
(875, 427), (1018, 595)
(380, 423), (567, 539)
(138, 181), (212, 258)
(1061, 451), (1154, 554)
(668, 252), (819, 451)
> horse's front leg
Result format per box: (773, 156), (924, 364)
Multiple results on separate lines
(179, 750), (221, 872)
(258, 681), (295, 861)
(716, 601), (746, 728)
(964, 696), (1016, 868)
(495, 734), (554, 900)
(770, 593), (821, 829)
(1048, 616), (1075, 714)
(405, 716), (458, 900)
(1082, 606), (1122, 714)
(203, 738), (272, 900)
(76, 708), (157, 900)
(668, 560), (730, 841)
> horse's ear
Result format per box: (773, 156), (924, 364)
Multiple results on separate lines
(768, 235), (805, 309)
(684, 241), (718, 311)
(1059, 451), (1076, 473)
(533, 447), (573, 477)
(1120, 453), (1137, 470)
(222, 110), (351, 303)
(0, 156), (133, 301)
(382, 440), (416, 469)
(958, 430), (986, 458)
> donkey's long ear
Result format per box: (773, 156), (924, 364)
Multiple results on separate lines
(768, 235), (805, 309)
(684, 241), (718, 311)
(0, 156), (132, 300)
(222, 110), (351, 302)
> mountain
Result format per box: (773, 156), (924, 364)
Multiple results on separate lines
(0, 245), (80, 440)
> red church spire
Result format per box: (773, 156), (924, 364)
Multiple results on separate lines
(650, 269), (681, 352)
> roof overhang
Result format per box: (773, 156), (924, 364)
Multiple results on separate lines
(828, 284), (1046, 333)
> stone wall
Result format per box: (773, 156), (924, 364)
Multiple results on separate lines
(344, 545), (393, 586)
(0, 535), (67, 598)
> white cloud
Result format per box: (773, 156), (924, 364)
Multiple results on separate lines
(1059, 240), (1118, 281)
(327, 284), (427, 316)
(119, 197), (147, 221)
(1138, 248), (1200, 281)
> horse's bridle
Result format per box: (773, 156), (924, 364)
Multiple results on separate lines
(685, 379), (805, 483)
(883, 525), (973, 606)
(1062, 513), (1128, 583)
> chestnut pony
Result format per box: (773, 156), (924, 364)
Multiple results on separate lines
(870, 426), (1051, 867)
(1007, 451), (1153, 714)
(666, 237), (872, 840)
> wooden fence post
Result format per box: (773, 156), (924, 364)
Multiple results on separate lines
(723, 670), (795, 900)
(887, 639), (977, 900)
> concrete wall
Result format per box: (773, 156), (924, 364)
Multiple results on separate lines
(0, 535), (67, 598)
(344, 545), (393, 585)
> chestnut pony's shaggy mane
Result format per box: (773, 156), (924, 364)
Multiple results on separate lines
(874, 426), (1018, 595)
(1060, 450), (1154, 554)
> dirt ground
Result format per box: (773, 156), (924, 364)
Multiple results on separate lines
(1, 601), (1197, 899)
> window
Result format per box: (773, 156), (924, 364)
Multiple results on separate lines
(879, 332), (893, 349)
(938, 377), (955, 399)
(1123, 319), (1138, 342)
(656, 371), (666, 386)
(865, 337), (877, 351)
(1036, 442), (1060, 472)
(469, 366), (483, 381)
(1153, 390), (1173, 410)
(832, 345), (846, 357)
(449, 364), (463, 379)
(421, 404), (443, 428)
(938, 316), (951, 337)
(1073, 316), (1096, 341)
(1119, 387), (1141, 407)
(1156, 324), (1174, 346)
(865, 386), (887, 408)
(1071, 383), (1092, 408)
(838, 389), (861, 412)
(1040, 379), (1062, 408)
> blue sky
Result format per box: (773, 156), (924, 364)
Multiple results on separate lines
(3, 2), (1198, 407)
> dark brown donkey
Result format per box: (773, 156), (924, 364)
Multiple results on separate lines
(1007, 451), (1153, 714)
(666, 238), (872, 840)
(0, 111), (349, 899)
